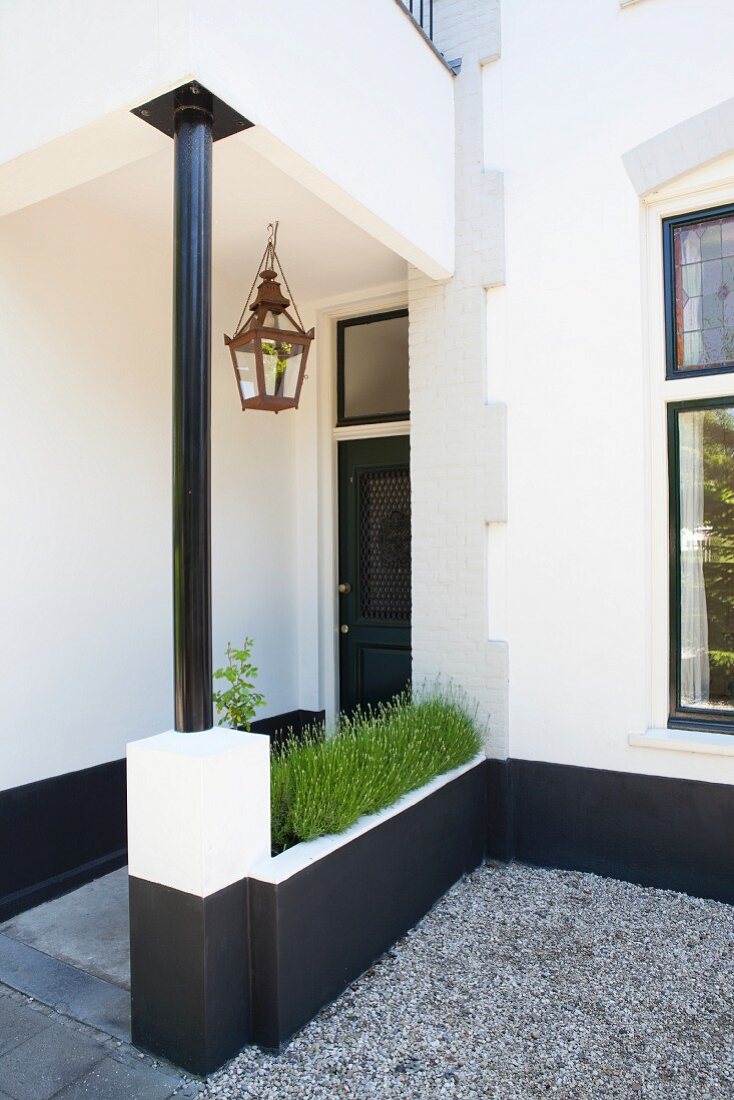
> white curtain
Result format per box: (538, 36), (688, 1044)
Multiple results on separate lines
(679, 410), (710, 706)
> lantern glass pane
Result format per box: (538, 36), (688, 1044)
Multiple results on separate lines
(262, 309), (284, 329)
(261, 338), (304, 399)
(234, 344), (259, 401)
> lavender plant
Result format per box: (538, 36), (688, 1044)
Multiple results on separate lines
(270, 689), (482, 853)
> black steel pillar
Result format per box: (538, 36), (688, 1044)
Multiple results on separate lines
(172, 87), (213, 732)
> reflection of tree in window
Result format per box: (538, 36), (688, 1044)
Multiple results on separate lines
(688, 408), (734, 708)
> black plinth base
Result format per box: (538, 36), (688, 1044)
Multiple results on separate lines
(129, 877), (250, 1076)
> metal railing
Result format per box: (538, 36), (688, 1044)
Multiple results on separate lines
(395, 0), (460, 73)
(401, 0), (433, 40)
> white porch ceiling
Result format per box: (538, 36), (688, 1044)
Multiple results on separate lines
(0, 1), (453, 278)
(59, 138), (407, 306)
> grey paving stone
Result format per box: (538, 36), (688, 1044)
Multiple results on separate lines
(0, 935), (130, 1042)
(0, 1019), (105, 1100)
(53, 1054), (181, 1099)
(0, 870), (130, 991)
(0, 993), (51, 1055)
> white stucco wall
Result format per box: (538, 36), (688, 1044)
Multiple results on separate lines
(407, 0), (734, 785)
(497, 0), (734, 784)
(0, 193), (300, 791)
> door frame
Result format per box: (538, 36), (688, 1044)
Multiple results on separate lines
(314, 289), (410, 728)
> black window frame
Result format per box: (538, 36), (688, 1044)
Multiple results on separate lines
(664, 202), (734, 380)
(668, 396), (734, 733)
(336, 309), (410, 427)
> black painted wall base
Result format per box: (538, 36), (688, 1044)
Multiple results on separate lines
(487, 758), (734, 904)
(250, 709), (325, 748)
(0, 759), (127, 921)
(16, 747), (734, 1076)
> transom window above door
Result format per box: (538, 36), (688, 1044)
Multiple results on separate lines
(664, 205), (734, 377)
(337, 310), (409, 426)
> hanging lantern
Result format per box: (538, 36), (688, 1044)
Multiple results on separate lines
(224, 223), (314, 412)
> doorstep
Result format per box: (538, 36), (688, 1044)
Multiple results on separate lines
(0, 867), (130, 989)
(0, 867), (131, 1042)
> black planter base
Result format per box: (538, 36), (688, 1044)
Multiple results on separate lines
(128, 759), (487, 1070)
(248, 760), (487, 1049)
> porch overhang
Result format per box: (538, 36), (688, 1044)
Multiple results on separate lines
(0, 0), (455, 279)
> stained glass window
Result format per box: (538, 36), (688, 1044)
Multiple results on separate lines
(669, 208), (734, 374)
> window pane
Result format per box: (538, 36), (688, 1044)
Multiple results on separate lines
(341, 313), (409, 423)
(676, 405), (734, 713)
(673, 212), (734, 372)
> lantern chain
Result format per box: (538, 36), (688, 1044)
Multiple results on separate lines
(233, 237), (270, 337)
(233, 221), (306, 336)
(272, 243), (306, 332)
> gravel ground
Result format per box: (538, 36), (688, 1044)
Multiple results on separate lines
(205, 863), (734, 1100)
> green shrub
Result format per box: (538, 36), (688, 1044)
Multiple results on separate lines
(270, 690), (482, 854)
(213, 639), (265, 731)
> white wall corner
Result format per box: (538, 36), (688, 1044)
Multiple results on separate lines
(484, 640), (509, 758)
(194, 0), (456, 282)
(127, 728), (271, 897)
(483, 401), (508, 523)
(478, 170), (507, 288)
(487, 523), (508, 641)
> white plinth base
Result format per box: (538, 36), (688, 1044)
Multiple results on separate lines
(127, 728), (271, 897)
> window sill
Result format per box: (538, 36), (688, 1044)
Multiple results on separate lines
(629, 728), (734, 757)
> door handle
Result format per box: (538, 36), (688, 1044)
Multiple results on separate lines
(338, 582), (352, 594)
(340, 624), (350, 634)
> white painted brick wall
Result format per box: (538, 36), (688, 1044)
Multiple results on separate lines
(409, 0), (508, 755)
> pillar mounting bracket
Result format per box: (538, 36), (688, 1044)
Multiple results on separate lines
(131, 80), (253, 142)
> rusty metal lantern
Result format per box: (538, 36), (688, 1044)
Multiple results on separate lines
(224, 223), (314, 412)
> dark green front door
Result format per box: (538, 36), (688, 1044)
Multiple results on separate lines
(338, 436), (411, 713)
